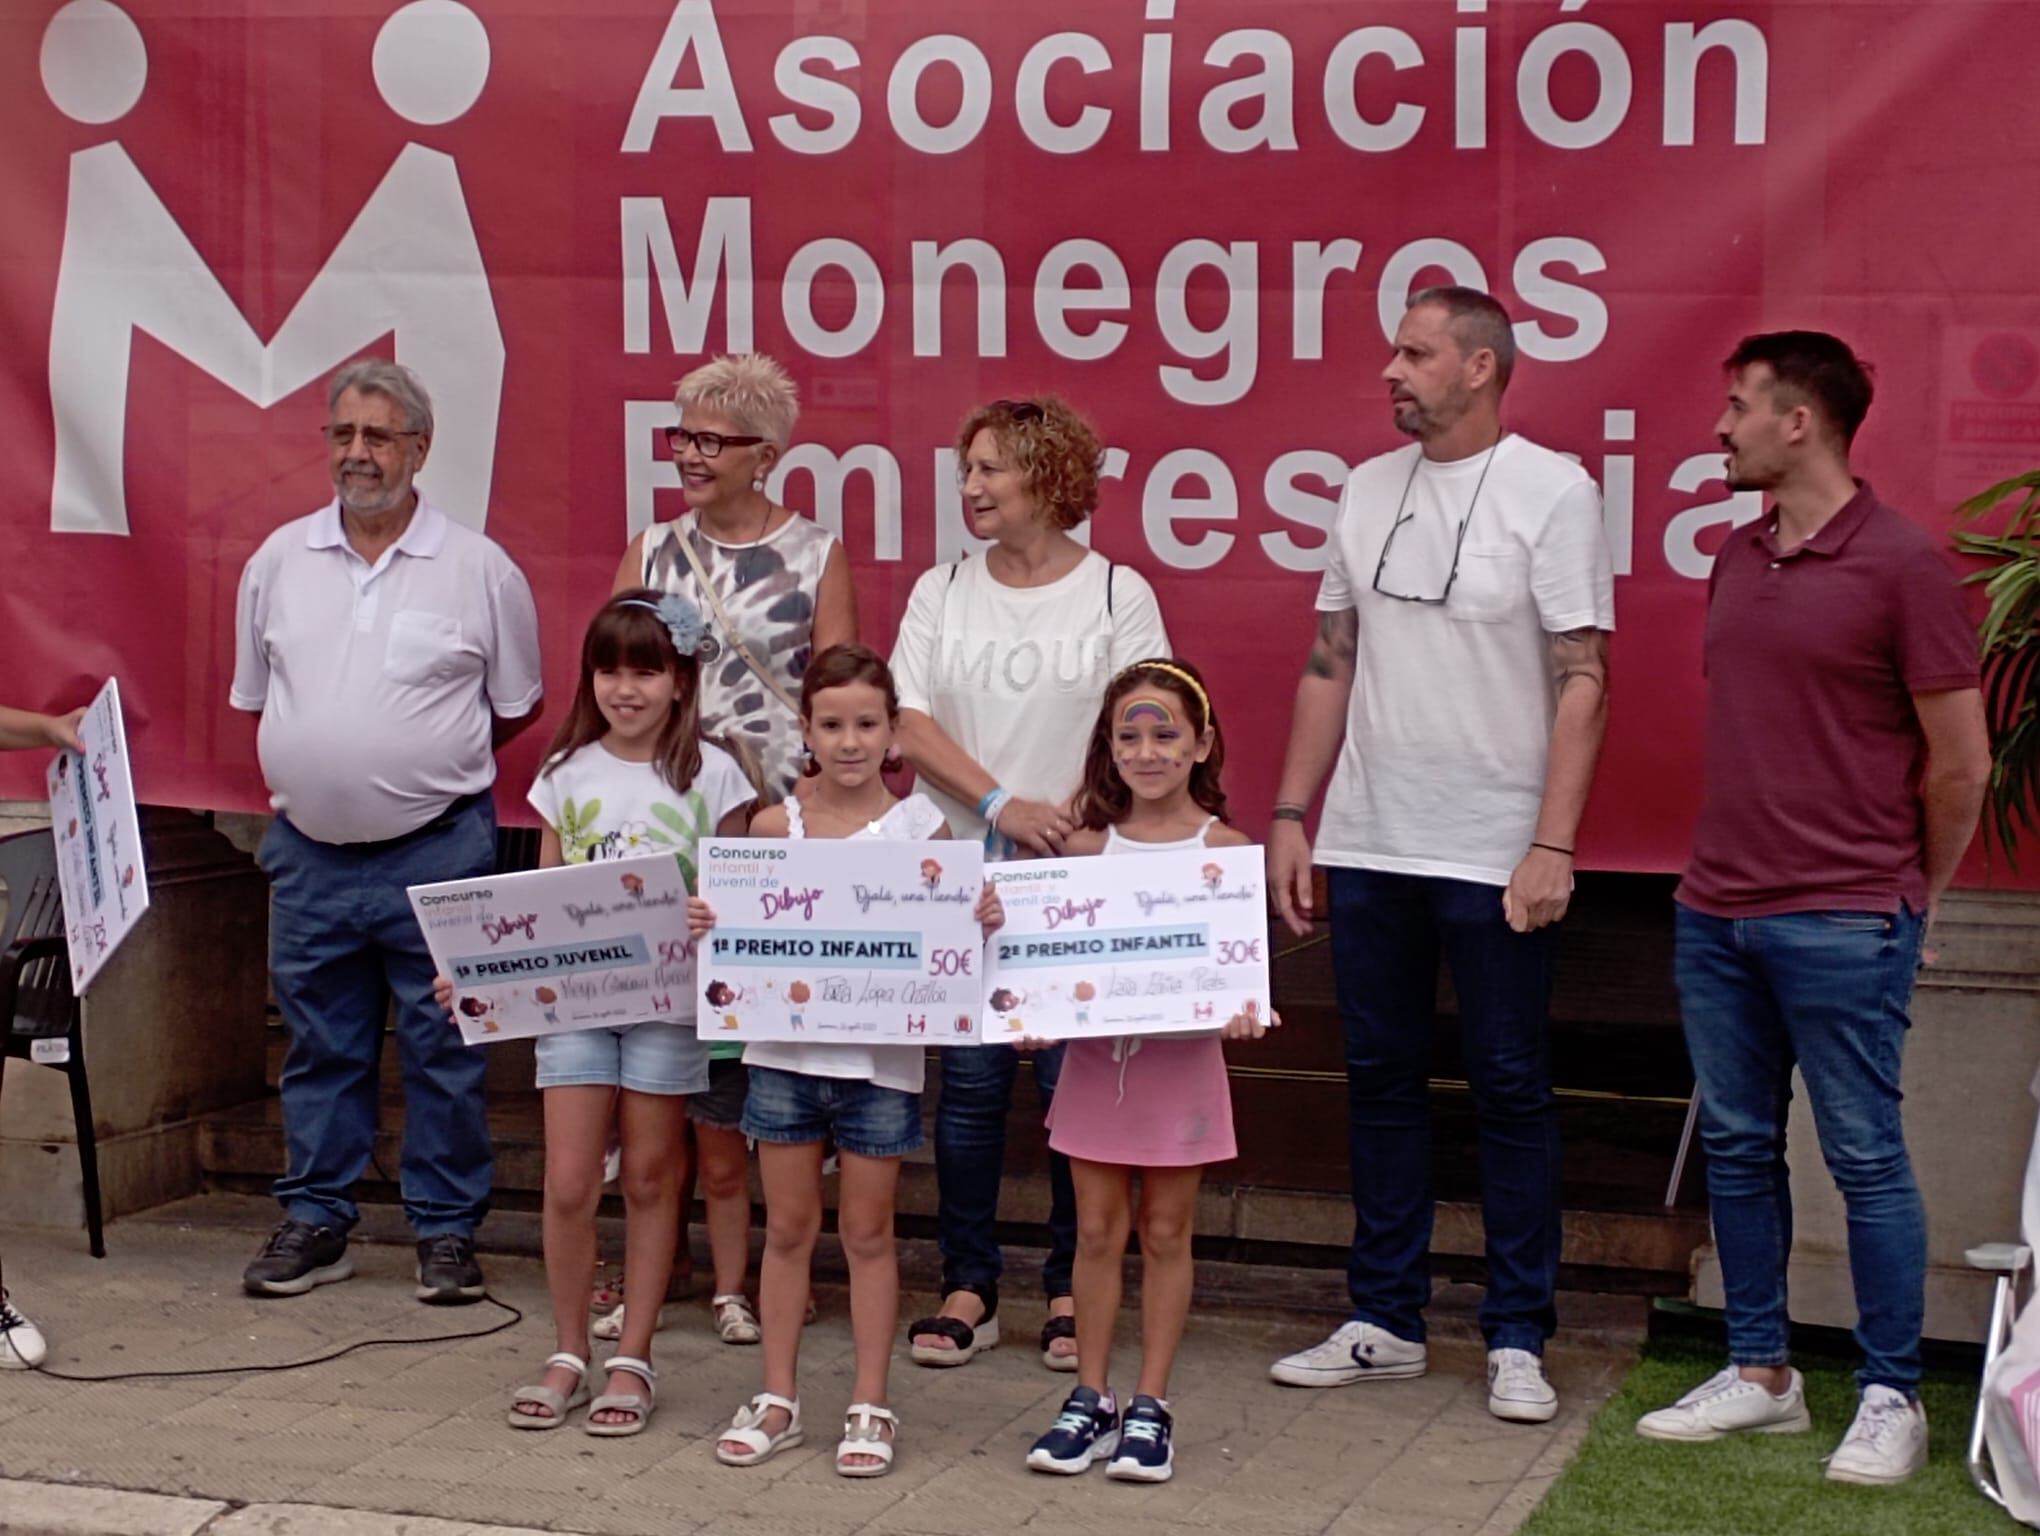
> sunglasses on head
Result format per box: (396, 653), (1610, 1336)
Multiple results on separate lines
(992, 398), (1044, 423)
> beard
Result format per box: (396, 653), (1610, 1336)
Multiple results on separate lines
(335, 459), (414, 515)
(1390, 383), (1470, 441)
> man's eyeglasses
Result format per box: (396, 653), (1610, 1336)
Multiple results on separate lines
(665, 426), (767, 458)
(322, 424), (422, 451)
(1369, 441), (1499, 605)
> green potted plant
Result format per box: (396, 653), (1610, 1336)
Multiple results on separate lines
(1956, 472), (2040, 858)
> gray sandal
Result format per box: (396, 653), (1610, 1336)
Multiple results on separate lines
(585, 1355), (656, 1437)
(507, 1351), (589, 1429)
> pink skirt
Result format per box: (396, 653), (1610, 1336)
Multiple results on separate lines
(1045, 1035), (1237, 1167)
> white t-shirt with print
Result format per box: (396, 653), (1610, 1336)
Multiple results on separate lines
(741, 793), (947, 1096)
(1314, 434), (1614, 886)
(890, 551), (1169, 842)
(526, 739), (757, 1022)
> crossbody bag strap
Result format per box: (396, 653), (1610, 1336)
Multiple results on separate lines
(672, 524), (803, 718)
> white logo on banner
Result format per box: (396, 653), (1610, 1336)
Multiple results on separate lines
(41, 0), (506, 535)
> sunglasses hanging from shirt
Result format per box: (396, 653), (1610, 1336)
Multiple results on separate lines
(1371, 437), (1502, 605)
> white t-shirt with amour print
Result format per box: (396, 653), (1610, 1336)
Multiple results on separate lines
(890, 551), (1169, 843)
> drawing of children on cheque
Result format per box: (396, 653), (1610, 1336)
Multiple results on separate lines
(1202, 861), (1224, 891)
(990, 987), (1027, 1032)
(535, 984), (559, 1025)
(619, 871), (646, 898)
(457, 995), (501, 1035)
(1072, 979), (1096, 1026)
(920, 857), (942, 891)
(787, 979), (810, 1030)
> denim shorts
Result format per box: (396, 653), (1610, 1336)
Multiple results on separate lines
(688, 1056), (750, 1131)
(534, 1021), (711, 1097)
(741, 1065), (923, 1158)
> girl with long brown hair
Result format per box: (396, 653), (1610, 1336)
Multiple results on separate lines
(438, 589), (756, 1438)
(693, 644), (1003, 1478)
(1021, 657), (1273, 1484)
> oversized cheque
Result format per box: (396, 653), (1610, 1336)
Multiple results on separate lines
(696, 838), (986, 1044)
(409, 854), (695, 1045)
(985, 844), (1271, 1040)
(48, 677), (150, 993)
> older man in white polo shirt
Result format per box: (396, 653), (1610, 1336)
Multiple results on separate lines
(230, 358), (541, 1304)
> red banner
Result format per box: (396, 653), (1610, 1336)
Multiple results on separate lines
(3, 0), (2034, 879)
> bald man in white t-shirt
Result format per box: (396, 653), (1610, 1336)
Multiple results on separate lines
(1262, 289), (1614, 1424)
(230, 360), (541, 1306)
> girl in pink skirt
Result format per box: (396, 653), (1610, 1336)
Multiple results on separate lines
(1022, 658), (1274, 1485)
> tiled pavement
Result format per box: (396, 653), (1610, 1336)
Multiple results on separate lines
(0, 1201), (1639, 1536)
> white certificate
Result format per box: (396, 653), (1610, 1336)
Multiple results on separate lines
(696, 838), (986, 1045)
(409, 854), (695, 1045)
(47, 678), (150, 994)
(984, 845), (1271, 1041)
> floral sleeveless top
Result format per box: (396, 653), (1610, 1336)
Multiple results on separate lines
(642, 511), (838, 800)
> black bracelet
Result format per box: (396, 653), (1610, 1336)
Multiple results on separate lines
(1270, 806), (1308, 823)
(1530, 841), (1574, 857)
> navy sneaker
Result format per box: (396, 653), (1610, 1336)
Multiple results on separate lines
(1106, 1395), (1174, 1483)
(243, 1219), (353, 1297)
(1026, 1385), (1120, 1474)
(415, 1233), (486, 1304)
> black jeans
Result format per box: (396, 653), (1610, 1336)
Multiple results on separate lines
(1328, 867), (1560, 1351)
(932, 1040), (1075, 1300)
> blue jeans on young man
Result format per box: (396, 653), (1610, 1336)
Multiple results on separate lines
(1327, 867), (1561, 1354)
(1675, 902), (1928, 1396)
(259, 798), (498, 1239)
(934, 1039), (1076, 1299)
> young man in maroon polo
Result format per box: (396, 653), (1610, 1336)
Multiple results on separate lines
(1637, 332), (1990, 1485)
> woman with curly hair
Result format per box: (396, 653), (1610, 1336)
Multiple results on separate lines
(889, 396), (1171, 1374)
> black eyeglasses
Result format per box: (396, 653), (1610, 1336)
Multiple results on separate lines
(322, 424), (421, 451)
(665, 426), (767, 458)
(1370, 441), (1498, 605)
(992, 399), (1044, 423)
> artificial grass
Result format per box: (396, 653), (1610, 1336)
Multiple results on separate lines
(1521, 1310), (2026, 1536)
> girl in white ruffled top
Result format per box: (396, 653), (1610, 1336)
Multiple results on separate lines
(691, 645), (1002, 1478)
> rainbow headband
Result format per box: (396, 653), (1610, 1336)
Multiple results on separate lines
(1113, 659), (1213, 725)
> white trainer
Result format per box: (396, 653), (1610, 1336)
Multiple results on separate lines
(1635, 1365), (1812, 1442)
(0, 1290), (48, 1370)
(1487, 1348), (1559, 1423)
(1269, 1320), (1427, 1387)
(1825, 1385), (1928, 1486)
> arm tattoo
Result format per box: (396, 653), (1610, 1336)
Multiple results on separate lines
(1304, 608), (1359, 680)
(1549, 626), (1610, 698)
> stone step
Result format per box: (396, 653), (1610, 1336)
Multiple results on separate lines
(196, 1090), (1710, 1285)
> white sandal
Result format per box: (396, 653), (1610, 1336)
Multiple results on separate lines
(507, 1351), (589, 1429)
(836, 1402), (897, 1478)
(584, 1356), (655, 1437)
(714, 1293), (762, 1344)
(716, 1391), (803, 1465)
(592, 1301), (668, 1342)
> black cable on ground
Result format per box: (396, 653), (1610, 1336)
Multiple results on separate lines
(3, 1291), (523, 1384)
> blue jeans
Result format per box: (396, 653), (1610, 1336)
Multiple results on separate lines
(1675, 903), (1928, 1395)
(933, 1041), (1076, 1299)
(259, 799), (497, 1238)
(743, 1066), (925, 1159)
(1327, 868), (1560, 1353)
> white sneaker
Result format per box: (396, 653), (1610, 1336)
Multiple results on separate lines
(1635, 1365), (1812, 1442)
(1488, 1348), (1558, 1423)
(1269, 1320), (1427, 1387)
(1825, 1385), (1928, 1486)
(0, 1290), (48, 1369)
